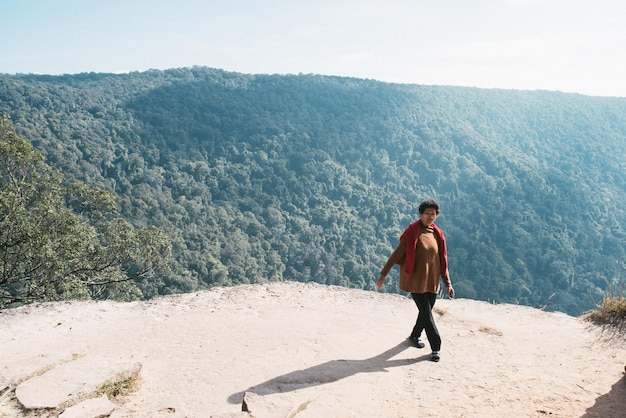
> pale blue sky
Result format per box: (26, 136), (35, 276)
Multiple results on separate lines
(1, 0), (625, 97)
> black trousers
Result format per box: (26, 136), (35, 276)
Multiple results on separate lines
(410, 292), (441, 351)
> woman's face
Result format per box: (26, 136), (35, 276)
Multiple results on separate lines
(420, 207), (438, 226)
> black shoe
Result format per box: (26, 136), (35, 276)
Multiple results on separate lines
(409, 336), (425, 349)
(430, 351), (440, 362)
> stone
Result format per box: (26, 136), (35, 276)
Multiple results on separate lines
(241, 391), (317, 418)
(15, 355), (141, 410)
(59, 395), (116, 418)
(0, 352), (76, 393)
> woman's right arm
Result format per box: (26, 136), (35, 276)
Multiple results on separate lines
(377, 238), (407, 288)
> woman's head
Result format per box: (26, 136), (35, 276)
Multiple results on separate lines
(418, 199), (440, 215)
(419, 199), (440, 226)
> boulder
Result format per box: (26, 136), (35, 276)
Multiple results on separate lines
(59, 395), (116, 418)
(15, 355), (141, 410)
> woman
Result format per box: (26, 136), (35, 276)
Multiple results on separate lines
(376, 199), (454, 362)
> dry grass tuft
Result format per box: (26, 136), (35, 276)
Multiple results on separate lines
(99, 375), (141, 399)
(584, 284), (626, 334)
(434, 307), (448, 316)
(289, 400), (314, 418)
(478, 326), (503, 336)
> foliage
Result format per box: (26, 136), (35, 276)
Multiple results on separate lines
(99, 374), (141, 398)
(585, 270), (625, 333)
(589, 292), (626, 325)
(0, 117), (171, 308)
(1, 68), (626, 315)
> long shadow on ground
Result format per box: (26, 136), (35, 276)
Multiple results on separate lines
(228, 339), (429, 404)
(581, 372), (626, 418)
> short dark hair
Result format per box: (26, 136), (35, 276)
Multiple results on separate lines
(418, 199), (440, 215)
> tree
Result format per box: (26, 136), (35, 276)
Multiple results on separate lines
(3, 69), (626, 315)
(0, 117), (171, 308)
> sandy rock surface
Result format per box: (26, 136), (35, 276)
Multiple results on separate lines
(1, 281), (624, 417)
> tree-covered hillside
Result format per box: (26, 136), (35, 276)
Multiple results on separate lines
(0, 117), (172, 308)
(1, 67), (625, 315)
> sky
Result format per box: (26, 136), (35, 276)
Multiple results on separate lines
(1, 0), (626, 97)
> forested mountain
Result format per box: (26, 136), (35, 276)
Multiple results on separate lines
(1, 67), (625, 315)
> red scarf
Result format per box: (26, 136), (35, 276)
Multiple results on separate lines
(396, 220), (448, 275)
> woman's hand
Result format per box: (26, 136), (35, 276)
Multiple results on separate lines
(447, 286), (455, 298)
(376, 275), (385, 289)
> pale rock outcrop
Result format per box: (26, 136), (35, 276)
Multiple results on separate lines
(15, 355), (141, 410)
(58, 394), (116, 418)
(0, 352), (75, 394)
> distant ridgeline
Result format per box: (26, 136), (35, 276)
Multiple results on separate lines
(1, 67), (625, 315)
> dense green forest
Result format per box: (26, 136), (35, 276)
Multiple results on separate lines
(0, 117), (171, 307)
(1, 67), (625, 315)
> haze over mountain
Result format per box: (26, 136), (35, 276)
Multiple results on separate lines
(1, 67), (625, 315)
(4, 1), (626, 97)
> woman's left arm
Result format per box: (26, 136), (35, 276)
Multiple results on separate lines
(442, 274), (454, 298)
